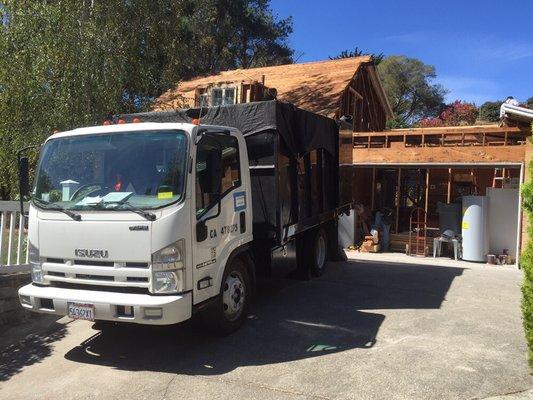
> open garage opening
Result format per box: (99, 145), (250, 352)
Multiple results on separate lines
(340, 163), (524, 267)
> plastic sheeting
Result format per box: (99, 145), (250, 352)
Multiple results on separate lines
(121, 100), (339, 157)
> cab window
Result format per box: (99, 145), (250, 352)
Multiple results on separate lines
(196, 133), (241, 217)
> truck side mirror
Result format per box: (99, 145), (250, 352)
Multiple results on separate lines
(18, 156), (30, 198)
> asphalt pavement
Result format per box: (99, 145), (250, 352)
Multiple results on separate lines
(0, 256), (531, 400)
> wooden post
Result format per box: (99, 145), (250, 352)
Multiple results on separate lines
(447, 168), (452, 203)
(425, 169), (430, 218)
(395, 168), (402, 233)
(371, 167), (376, 210)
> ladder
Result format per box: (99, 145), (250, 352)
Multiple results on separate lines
(407, 207), (428, 257)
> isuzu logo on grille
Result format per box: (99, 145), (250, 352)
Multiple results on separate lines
(74, 249), (109, 259)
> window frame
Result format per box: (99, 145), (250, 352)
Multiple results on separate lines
(195, 131), (242, 220)
(198, 92), (209, 108)
(211, 86), (237, 106)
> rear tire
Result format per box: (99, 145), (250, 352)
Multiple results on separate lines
(203, 257), (251, 335)
(310, 229), (328, 276)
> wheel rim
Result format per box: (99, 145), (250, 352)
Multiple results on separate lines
(316, 234), (326, 270)
(222, 271), (245, 321)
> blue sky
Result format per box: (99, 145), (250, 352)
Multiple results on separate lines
(270, 0), (533, 105)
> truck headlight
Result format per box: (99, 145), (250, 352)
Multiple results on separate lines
(151, 240), (185, 294)
(28, 242), (44, 284)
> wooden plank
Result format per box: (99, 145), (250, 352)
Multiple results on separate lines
(379, 125), (526, 135)
(395, 168), (401, 233)
(371, 167), (376, 210)
(353, 145), (526, 164)
(353, 126), (527, 137)
(348, 86), (363, 100)
(447, 168), (452, 203)
(7, 212), (14, 266)
(425, 169), (430, 216)
(16, 212), (23, 265)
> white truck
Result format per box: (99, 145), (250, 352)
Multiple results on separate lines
(18, 101), (347, 334)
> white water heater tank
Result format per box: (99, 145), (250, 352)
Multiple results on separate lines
(462, 196), (489, 262)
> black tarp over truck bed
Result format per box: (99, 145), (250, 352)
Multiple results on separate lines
(122, 100), (344, 270)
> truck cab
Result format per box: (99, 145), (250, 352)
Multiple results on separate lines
(19, 121), (255, 332)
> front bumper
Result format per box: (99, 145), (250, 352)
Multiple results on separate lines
(18, 283), (192, 325)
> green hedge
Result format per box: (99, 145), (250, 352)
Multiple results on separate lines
(522, 219), (533, 367)
(522, 126), (533, 368)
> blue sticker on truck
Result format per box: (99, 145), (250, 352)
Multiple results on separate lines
(233, 191), (246, 212)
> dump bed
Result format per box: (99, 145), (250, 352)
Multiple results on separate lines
(123, 100), (344, 247)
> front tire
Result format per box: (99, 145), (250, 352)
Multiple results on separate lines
(204, 257), (251, 335)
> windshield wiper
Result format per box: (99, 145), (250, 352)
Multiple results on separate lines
(96, 200), (156, 221)
(32, 198), (82, 221)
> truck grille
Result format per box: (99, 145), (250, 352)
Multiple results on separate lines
(50, 281), (150, 294)
(41, 259), (151, 290)
(75, 260), (114, 267)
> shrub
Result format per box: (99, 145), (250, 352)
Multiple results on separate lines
(522, 125), (533, 368)
(439, 100), (478, 126)
(415, 100), (478, 127)
(479, 101), (502, 122)
(417, 117), (443, 128)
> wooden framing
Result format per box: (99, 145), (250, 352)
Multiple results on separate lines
(371, 167), (376, 210)
(395, 168), (401, 233)
(447, 168), (452, 203)
(425, 169), (430, 215)
(338, 64), (389, 132)
(352, 126), (529, 164)
(360, 164), (522, 237)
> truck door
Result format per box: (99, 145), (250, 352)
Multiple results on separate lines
(192, 131), (248, 304)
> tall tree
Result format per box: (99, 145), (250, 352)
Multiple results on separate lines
(377, 55), (447, 128)
(329, 47), (384, 65)
(0, 0), (293, 199)
(169, 0), (292, 78)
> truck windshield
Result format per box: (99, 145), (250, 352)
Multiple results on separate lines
(33, 130), (188, 211)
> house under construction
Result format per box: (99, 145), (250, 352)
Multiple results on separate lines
(155, 56), (532, 266)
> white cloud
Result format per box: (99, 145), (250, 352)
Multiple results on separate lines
(437, 75), (500, 105)
(473, 39), (533, 62)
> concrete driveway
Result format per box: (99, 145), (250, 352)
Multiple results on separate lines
(0, 256), (531, 400)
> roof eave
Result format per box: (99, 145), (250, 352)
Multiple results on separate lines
(366, 64), (394, 119)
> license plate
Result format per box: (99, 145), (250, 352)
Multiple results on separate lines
(67, 302), (95, 321)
